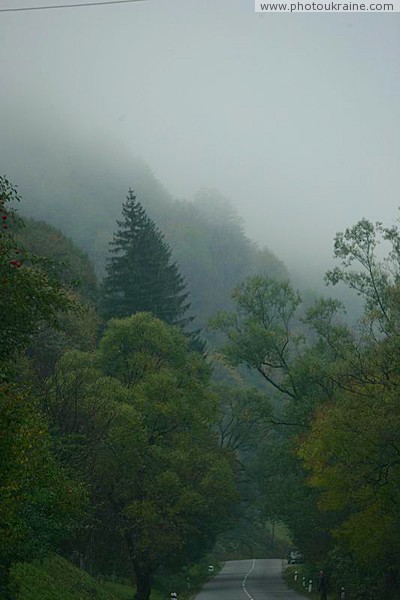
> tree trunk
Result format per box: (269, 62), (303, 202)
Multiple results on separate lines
(125, 533), (154, 600)
(134, 568), (152, 600)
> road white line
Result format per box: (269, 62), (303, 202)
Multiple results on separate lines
(241, 558), (256, 600)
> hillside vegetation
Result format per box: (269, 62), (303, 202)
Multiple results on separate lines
(11, 555), (129, 600)
(5, 161), (400, 600)
(18, 156), (287, 329)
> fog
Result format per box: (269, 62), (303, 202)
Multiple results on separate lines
(1, 0), (399, 281)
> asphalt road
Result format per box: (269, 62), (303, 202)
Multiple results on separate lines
(194, 559), (305, 600)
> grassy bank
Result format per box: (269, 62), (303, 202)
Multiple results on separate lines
(152, 559), (222, 600)
(284, 565), (336, 600)
(10, 554), (219, 600)
(10, 555), (131, 600)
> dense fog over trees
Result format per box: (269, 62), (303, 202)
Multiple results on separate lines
(1, 2), (399, 600)
(1, 2), (399, 274)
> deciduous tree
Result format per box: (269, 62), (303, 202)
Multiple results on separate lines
(50, 313), (237, 599)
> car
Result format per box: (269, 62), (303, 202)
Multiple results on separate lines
(288, 550), (303, 564)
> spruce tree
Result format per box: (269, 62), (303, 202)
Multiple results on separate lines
(101, 190), (191, 328)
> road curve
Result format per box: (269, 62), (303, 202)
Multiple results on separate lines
(194, 559), (305, 600)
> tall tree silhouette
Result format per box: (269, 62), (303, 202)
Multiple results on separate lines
(101, 190), (191, 328)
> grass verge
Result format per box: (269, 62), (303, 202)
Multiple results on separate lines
(10, 554), (130, 600)
(9, 554), (220, 600)
(284, 565), (336, 600)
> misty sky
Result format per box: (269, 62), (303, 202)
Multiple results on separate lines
(1, 0), (399, 276)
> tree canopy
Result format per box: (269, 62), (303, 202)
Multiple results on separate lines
(101, 190), (191, 328)
(211, 215), (400, 598)
(49, 313), (237, 600)
(0, 177), (73, 369)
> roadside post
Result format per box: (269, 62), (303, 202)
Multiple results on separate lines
(294, 570), (298, 582)
(308, 579), (312, 593)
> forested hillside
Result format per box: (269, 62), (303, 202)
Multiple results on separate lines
(1, 3), (398, 599)
(0, 176), (239, 600)
(17, 155), (286, 329)
(4, 162), (400, 600)
(211, 217), (400, 599)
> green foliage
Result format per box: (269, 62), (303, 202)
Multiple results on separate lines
(283, 565), (337, 600)
(10, 555), (127, 600)
(101, 191), (191, 328)
(210, 275), (303, 400)
(253, 432), (335, 562)
(20, 161), (287, 334)
(103, 581), (136, 600)
(213, 383), (272, 453)
(298, 218), (400, 584)
(300, 381), (400, 569)
(9, 553), (220, 600)
(210, 274), (339, 563)
(97, 315), (236, 572)
(325, 217), (400, 333)
(235, 216), (400, 596)
(0, 177), (73, 369)
(0, 385), (86, 567)
(47, 350), (127, 475)
(16, 218), (98, 302)
(0, 178), (94, 596)
(1, 207), (100, 382)
(49, 313), (237, 600)
(98, 313), (201, 385)
(210, 215), (400, 579)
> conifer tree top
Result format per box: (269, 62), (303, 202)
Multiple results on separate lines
(101, 190), (191, 329)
